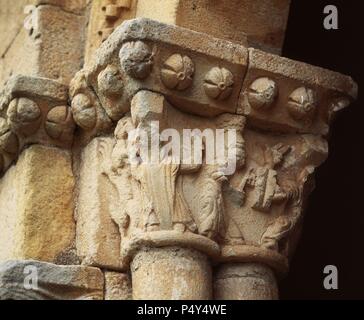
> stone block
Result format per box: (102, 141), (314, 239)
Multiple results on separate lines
(0, 260), (103, 300)
(76, 137), (122, 270)
(0, 3), (85, 87)
(136, 0), (291, 54)
(104, 271), (132, 300)
(85, 0), (138, 66)
(0, 145), (75, 263)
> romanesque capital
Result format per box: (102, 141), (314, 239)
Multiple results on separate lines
(68, 18), (356, 299)
(0, 1), (359, 301)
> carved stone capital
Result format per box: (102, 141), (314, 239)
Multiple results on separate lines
(0, 75), (75, 175)
(0, 0), (358, 301)
(71, 18), (357, 280)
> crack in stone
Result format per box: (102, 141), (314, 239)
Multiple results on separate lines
(1, 3), (84, 60)
(0, 25), (23, 59)
(216, 272), (267, 281)
(36, 2), (85, 16)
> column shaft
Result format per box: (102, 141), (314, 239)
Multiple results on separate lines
(214, 263), (279, 300)
(131, 247), (212, 300)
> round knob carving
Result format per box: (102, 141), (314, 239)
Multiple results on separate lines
(119, 41), (153, 80)
(161, 54), (195, 91)
(287, 87), (317, 121)
(204, 67), (234, 100)
(247, 77), (278, 110)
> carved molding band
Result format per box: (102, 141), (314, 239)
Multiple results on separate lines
(71, 18), (356, 140)
(0, 75), (75, 175)
(239, 49), (357, 135)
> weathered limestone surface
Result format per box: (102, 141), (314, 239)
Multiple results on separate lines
(0, 0), (358, 301)
(76, 137), (122, 270)
(0, 145), (75, 263)
(214, 263), (279, 300)
(85, 0), (138, 66)
(104, 271), (132, 300)
(0, 1), (85, 87)
(69, 16), (356, 300)
(136, 0), (291, 54)
(0, 0), (80, 284)
(131, 247), (212, 300)
(0, 75), (74, 176)
(0, 260), (103, 300)
(29, 0), (88, 13)
(0, 0), (32, 62)
(85, 0), (291, 65)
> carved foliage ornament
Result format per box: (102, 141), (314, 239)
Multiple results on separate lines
(7, 98), (42, 136)
(98, 65), (124, 97)
(45, 106), (74, 141)
(287, 87), (317, 122)
(204, 67), (234, 100)
(247, 77), (278, 110)
(72, 93), (97, 130)
(161, 54), (195, 91)
(119, 41), (154, 80)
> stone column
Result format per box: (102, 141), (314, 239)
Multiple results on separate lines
(132, 247), (212, 300)
(214, 263), (278, 300)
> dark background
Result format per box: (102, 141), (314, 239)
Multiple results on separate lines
(280, 0), (364, 299)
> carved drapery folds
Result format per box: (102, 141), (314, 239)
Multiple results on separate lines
(69, 18), (357, 278)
